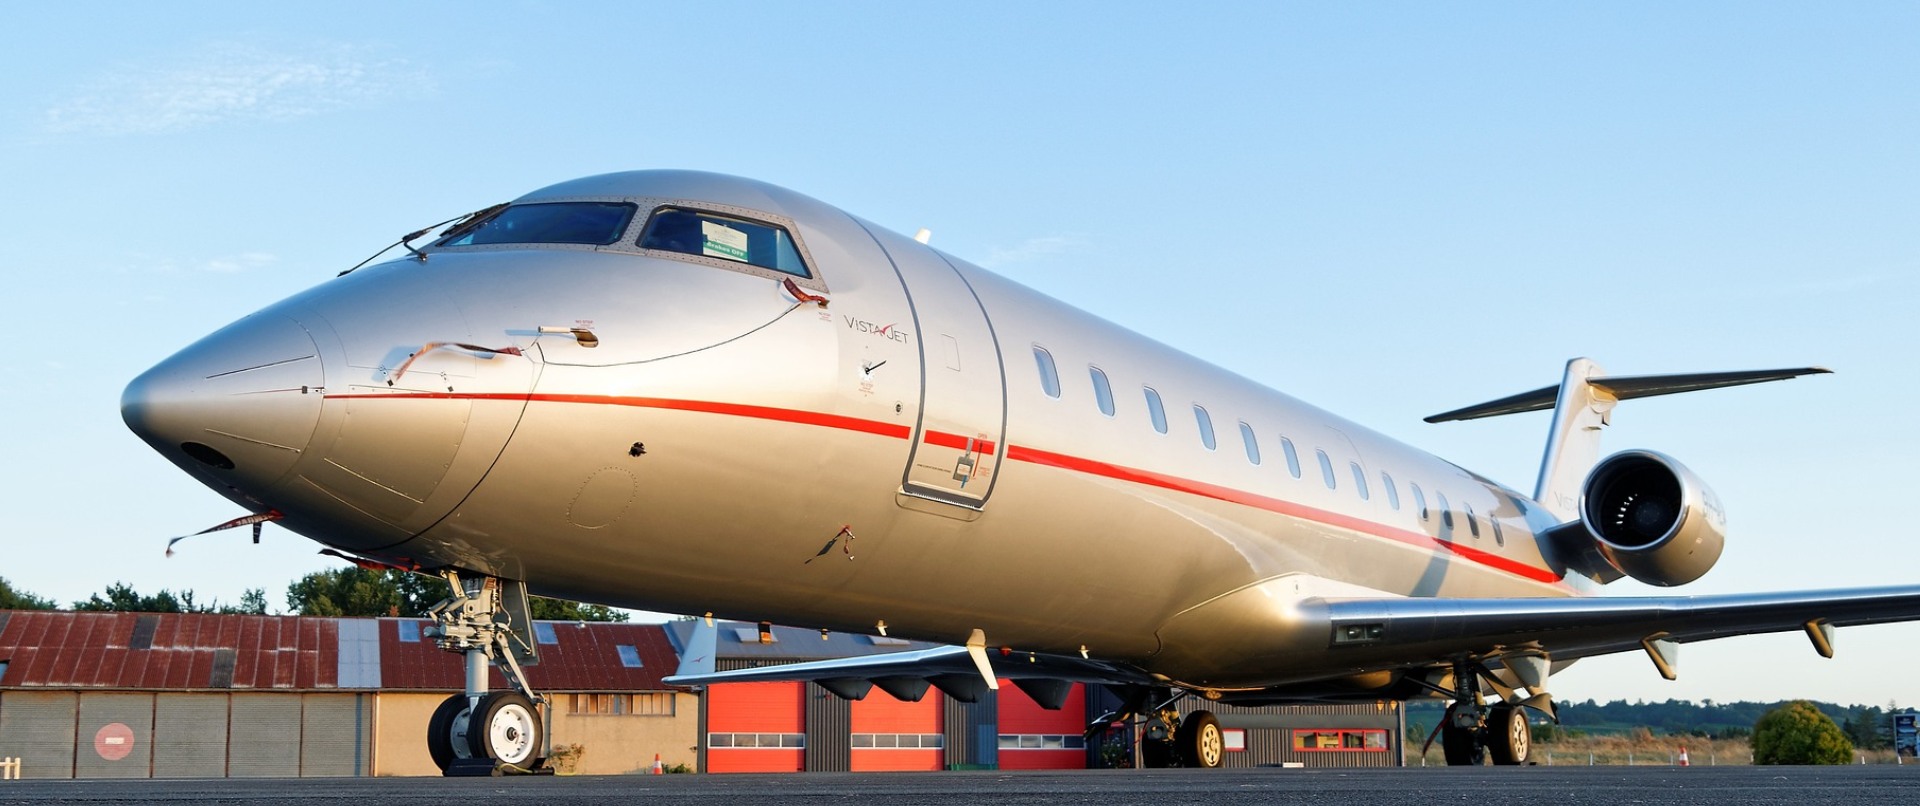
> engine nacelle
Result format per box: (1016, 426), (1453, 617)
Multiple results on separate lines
(1550, 450), (1727, 586)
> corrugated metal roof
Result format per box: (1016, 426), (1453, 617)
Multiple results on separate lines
(374, 617), (678, 691)
(0, 611), (679, 693)
(0, 612), (338, 691)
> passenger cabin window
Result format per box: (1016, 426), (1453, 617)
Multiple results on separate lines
(1090, 366), (1116, 417)
(1491, 511), (1506, 546)
(1193, 405), (1217, 451)
(1033, 346), (1061, 399)
(1316, 449), (1337, 490)
(1465, 504), (1481, 538)
(1144, 387), (1169, 434)
(1281, 437), (1302, 479)
(439, 202), (637, 246)
(1239, 422), (1261, 465)
(1381, 472), (1401, 510)
(1437, 492), (1455, 533)
(1350, 463), (1370, 500)
(639, 207), (810, 277)
(1410, 483), (1428, 521)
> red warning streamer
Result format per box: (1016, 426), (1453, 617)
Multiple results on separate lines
(388, 342), (525, 383)
(165, 510), (283, 557)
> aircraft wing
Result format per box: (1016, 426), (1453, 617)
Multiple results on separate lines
(664, 585), (1920, 700)
(1311, 584), (1920, 678)
(665, 644), (1152, 688)
(662, 642), (1154, 707)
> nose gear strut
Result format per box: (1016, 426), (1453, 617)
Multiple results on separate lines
(422, 570), (552, 775)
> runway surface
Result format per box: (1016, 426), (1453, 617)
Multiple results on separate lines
(2, 766), (1914, 805)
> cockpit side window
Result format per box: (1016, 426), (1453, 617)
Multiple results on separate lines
(639, 207), (810, 278)
(438, 202), (636, 246)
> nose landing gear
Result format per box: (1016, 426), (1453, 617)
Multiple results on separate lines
(422, 571), (552, 775)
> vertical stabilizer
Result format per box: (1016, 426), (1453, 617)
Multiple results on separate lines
(1533, 358), (1614, 520)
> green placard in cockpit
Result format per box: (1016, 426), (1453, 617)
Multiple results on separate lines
(701, 221), (750, 262)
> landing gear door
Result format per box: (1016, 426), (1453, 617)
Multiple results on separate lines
(884, 235), (1007, 511)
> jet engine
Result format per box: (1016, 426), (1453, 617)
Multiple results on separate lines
(1550, 450), (1726, 586)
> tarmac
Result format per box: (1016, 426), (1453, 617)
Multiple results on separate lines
(2, 766), (1915, 805)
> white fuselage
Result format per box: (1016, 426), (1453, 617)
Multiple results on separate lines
(123, 171), (1591, 690)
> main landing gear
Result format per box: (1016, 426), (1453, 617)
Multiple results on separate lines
(423, 571), (551, 775)
(1097, 688), (1225, 769)
(1428, 657), (1553, 766)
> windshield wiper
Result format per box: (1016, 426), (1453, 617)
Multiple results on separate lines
(338, 202), (510, 276)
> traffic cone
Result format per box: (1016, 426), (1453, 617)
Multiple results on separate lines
(653, 753), (663, 774)
(1679, 746), (1690, 767)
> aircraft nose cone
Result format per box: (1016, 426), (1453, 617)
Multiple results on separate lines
(122, 311), (327, 490)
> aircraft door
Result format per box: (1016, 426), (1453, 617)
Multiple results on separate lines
(880, 234), (1007, 510)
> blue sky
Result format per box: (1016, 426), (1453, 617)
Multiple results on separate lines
(4, 2), (1915, 707)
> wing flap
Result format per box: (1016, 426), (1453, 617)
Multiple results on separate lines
(1315, 584), (1920, 671)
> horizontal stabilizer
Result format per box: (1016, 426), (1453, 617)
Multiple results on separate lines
(1424, 366), (1831, 423)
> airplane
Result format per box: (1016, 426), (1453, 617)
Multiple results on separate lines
(121, 169), (1920, 772)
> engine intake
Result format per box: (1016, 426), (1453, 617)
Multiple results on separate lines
(1551, 450), (1726, 586)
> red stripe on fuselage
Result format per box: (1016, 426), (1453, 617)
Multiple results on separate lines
(330, 391), (1563, 586)
(1006, 444), (1562, 585)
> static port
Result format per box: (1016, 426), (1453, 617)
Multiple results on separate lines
(181, 441), (235, 470)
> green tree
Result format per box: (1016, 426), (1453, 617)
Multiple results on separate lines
(74, 582), (195, 612)
(234, 588), (270, 615)
(287, 568), (437, 617)
(1754, 700), (1853, 765)
(70, 582), (266, 614)
(287, 567), (628, 622)
(529, 597), (629, 622)
(1, 576), (57, 610)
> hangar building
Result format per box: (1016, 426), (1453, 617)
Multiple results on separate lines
(669, 620), (1405, 771)
(0, 610), (693, 777)
(0, 610), (1402, 776)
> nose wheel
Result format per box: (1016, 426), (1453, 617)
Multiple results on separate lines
(422, 570), (552, 775)
(425, 694), (475, 771)
(472, 691), (544, 768)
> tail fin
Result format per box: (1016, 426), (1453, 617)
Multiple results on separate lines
(1425, 359), (1829, 520)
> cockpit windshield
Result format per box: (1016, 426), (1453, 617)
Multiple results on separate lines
(638, 207), (810, 277)
(437, 202), (637, 247)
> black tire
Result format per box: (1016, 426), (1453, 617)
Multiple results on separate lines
(1181, 711), (1224, 769)
(468, 691), (544, 769)
(1140, 738), (1175, 768)
(426, 694), (474, 772)
(1486, 705), (1531, 766)
(1441, 724), (1486, 766)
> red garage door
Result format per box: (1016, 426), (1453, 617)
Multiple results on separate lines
(851, 690), (943, 771)
(707, 682), (804, 773)
(995, 681), (1087, 770)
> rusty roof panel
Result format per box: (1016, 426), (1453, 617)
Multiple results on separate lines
(0, 611), (685, 692)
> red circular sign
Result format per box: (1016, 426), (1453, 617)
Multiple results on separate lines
(94, 723), (134, 761)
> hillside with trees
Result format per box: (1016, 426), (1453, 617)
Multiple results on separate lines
(1406, 697), (1903, 765)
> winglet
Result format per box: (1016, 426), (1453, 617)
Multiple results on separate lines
(673, 613), (718, 681)
(965, 629), (1000, 691)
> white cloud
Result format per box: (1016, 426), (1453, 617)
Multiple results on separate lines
(113, 250), (278, 276)
(980, 235), (1083, 268)
(43, 43), (430, 136)
(203, 252), (278, 274)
